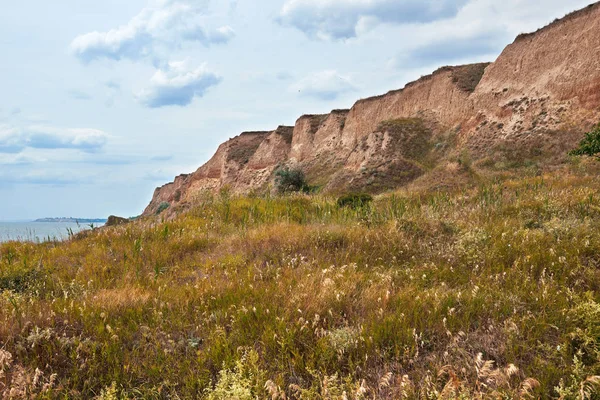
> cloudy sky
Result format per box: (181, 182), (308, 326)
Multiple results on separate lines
(0, 0), (591, 220)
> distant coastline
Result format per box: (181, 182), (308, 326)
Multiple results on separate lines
(34, 218), (107, 223)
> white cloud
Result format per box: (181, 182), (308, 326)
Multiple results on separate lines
(279, 0), (468, 40)
(291, 70), (356, 101)
(389, 22), (508, 69)
(212, 26), (236, 43)
(0, 153), (46, 166)
(386, 0), (591, 70)
(137, 60), (222, 108)
(0, 169), (90, 186)
(0, 125), (22, 153)
(0, 124), (109, 154)
(70, 0), (235, 63)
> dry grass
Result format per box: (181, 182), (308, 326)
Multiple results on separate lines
(0, 160), (600, 398)
(91, 288), (152, 310)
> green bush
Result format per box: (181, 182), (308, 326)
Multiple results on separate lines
(570, 124), (600, 157)
(274, 168), (309, 194)
(337, 193), (373, 209)
(156, 202), (170, 215)
(105, 215), (130, 227)
(0, 269), (39, 293)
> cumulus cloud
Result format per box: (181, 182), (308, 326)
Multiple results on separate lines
(137, 60), (222, 108)
(0, 124), (109, 154)
(279, 0), (468, 40)
(386, 0), (585, 70)
(409, 32), (503, 64)
(291, 70), (356, 101)
(390, 26), (509, 68)
(183, 25), (235, 44)
(70, 0), (235, 63)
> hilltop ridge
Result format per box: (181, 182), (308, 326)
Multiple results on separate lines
(145, 2), (600, 215)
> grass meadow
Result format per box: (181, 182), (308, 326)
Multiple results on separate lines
(1, 160), (600, 399)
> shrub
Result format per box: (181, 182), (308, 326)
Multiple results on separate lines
(0, 269), (41, 293)
(96, 382), (119, 400)
(204, 350), (265, 400)
(173, 189), (182, 202)
(105, 216), (130, 227)
(337, 193), (373, 209)
(156, 202), (170, 215)
(570, 124), (600, 157)
(458, 149), (473, 170)
(274, 168), (309, 194)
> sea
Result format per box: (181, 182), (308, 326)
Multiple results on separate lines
(0, 221), (103, 243)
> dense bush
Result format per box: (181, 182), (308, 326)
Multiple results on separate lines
(105, 215), (130, 227)
(156, 202), (170, 215)
(274, 167), (309, 194)
(336, 192), (374, 209)
(570, 123), (600, 157)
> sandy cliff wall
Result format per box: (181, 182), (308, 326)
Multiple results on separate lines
(341, 64), (488, 148)
(144, 131), (269, 214)
(464, 3), (600, 156)
(144, 2), (600, 215)
(235, 126), (294, 192)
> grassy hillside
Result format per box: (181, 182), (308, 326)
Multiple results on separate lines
(1, 161), (600, 399)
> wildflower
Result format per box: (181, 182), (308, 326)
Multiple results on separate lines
(0, 349), (13, 371)
(32, 368), (43, 387)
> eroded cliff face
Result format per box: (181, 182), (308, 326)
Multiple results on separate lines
(341, 64), (487, 149)
(144, 2), (600, 216)
(144, 131), (268, 214)
(464, 2), (600, 162)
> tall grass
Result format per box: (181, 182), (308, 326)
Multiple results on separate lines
(1, 162), (600, 399)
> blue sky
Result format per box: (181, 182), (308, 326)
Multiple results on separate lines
(0, 0), (591, 220)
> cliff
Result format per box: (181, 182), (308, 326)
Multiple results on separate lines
(144, 2), (600, 215)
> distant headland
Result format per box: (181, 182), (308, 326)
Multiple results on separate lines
(34, 218), (107, 223)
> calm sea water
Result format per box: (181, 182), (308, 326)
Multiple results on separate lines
(0, 221), (103, 243)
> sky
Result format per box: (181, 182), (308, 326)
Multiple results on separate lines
(0, 0), (592, 220)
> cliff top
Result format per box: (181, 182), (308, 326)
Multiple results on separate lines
(238, 131), (271, 137)
(515, 1), (599, 42)
(354, 63), (490, 106)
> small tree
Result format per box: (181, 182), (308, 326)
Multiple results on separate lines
(274, 168), (308, 194)
(570, 124), (600, 157)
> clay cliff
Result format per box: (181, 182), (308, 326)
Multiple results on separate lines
(144, 2), (600, 215)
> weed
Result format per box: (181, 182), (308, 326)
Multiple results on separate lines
(337, 193), (373, 209)
(0, 165), (599, 398)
